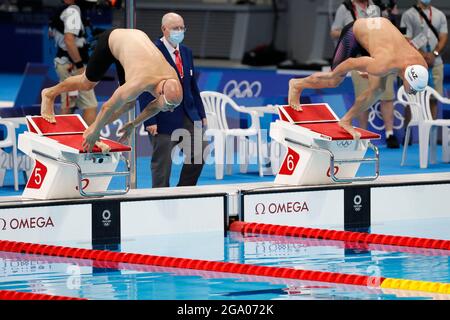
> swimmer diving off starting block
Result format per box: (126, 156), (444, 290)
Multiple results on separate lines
(288, 17), (429, 139)
(40, 28), (183, 152)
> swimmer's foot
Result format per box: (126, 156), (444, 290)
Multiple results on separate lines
(288, 79), (303, 111)
(41, 88), (56, 123)
(339, 120), (361, 139)
(95, 140), (111, 153)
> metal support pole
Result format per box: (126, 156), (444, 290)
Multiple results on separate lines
(125, 0), (137, 189)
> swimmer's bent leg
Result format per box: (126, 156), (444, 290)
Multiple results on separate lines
(41, 73), (97, 123)
(289, 74), (345, 110)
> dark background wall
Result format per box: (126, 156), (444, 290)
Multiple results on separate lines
(0, 0), (449, 73)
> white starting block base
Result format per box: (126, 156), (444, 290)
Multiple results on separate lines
(270, 104), (380, 185)
(19, 148), (122, 200)
(18, 115), (131, 200)
(1, 172), (450, 245)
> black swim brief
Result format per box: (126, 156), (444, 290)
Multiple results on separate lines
(331, 21), (370, 70)
(85, 28), (126, 85)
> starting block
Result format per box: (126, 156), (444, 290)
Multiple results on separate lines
(270, 104), (380, 185)
(18, 115), (131, 199)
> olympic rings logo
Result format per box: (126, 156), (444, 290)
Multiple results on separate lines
(336, 141), (353, 148)
(368, 101), (404, 131)
(223, 80), (262, 98)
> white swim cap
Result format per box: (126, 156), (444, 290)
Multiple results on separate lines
(404, 65), (429, 92)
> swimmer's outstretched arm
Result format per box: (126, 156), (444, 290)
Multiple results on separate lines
(104, 101), (136, 125)
(82, 82), (142, 152)
(117, 97), (166, 143)
(92, 83), (142, 131)
(339, 75), (383, 139)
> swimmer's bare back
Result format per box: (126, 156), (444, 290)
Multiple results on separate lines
(353, 18), (426, 73)
(108, 29), (178, 92)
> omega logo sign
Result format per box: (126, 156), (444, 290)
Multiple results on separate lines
(353, 195), (362, 212)
(102, 210), (112, 227)
(255, 201), (309, 215)
(0, 216), (55, 231)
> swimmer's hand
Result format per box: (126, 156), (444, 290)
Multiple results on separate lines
(41, 88), (56, 123)
(82, 126), (101, 152)
(338, 120), (361, 140)
(118, 121), (134, 144)
(95, 141), (111, 153)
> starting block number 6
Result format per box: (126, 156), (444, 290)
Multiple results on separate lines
(279, 148), (300, 175)
(286, 154), (295, 172)
(26, 160), (48, 189)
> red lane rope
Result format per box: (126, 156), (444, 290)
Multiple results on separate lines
(0, 240), (381, 288)
(0, 290), (85, 300)
(229, 232), (450, 256)
(230, 221), (450, 250)
(0, 251), (382, 295)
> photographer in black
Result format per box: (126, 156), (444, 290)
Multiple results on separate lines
(48, 0), (98, 124)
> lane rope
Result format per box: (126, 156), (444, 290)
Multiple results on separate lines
(0, 239), (449, 295)
(229, 221), (450, 251)
(229, 232), (450, 256)
(0, 290), (85, 300)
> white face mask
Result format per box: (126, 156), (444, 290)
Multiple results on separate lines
(169, 30), (185, 46)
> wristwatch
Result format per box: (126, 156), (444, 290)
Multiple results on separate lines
(433, 50), (440, 57)
(74, 61), (84, 69)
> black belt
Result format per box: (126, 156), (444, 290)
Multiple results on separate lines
(56, 45), (89, 64)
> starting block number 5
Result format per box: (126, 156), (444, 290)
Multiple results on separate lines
(278, 148), (300, 175)
(26, 160), (47, 189)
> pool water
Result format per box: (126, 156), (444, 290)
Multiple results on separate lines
(0, 218), (450, 300)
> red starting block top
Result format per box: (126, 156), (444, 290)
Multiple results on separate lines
(277, 104), (380, 140)
(26, 115), (131, 153)
(48, 134), (131, 153)
(279, 104), (338, 123)
(300, 122), (380, 140)
(28, 115), (87, 135)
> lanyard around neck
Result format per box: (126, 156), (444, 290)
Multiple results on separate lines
(419, 7), (432, 23)
(352, 2), (368, 19)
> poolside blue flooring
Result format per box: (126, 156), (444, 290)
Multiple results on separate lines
(0, 73), (22, 101)
(1, 144), (449, 197)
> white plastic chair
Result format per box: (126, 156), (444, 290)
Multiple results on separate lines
(0, 119), (19, 190)
(200, 91), (264, 179)
(396, 85), (450, 168)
